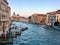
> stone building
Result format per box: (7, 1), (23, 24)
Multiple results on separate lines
(0, 0), (11, 33)
(11, 12), (28, 22)
(45, 10), (60, 26)
(29, 14), (46, 24)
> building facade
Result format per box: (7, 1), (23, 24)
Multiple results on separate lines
(30, 14), (46, 24)
(11, 12), (20, 22)
(11, 12), (28, 22)
(0, 0), (11, 33)
(45, 10), (60, 26)
(20, 17), (28, 22)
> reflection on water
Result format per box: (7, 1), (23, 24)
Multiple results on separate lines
(12, 22), (60, 45)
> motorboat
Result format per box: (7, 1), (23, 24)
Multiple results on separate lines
(20, 27), (28, 31)
(15, 31), (21, 35)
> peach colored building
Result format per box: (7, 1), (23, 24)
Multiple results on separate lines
(0, 0), (11, 33)
(30, 14), (46, 24)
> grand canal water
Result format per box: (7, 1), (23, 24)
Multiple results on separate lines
(12, 22), (60, 45)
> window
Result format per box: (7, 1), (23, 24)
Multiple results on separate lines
(1, 4), (6, 11)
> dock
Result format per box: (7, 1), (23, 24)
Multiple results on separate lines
(0, 41), (13, 44)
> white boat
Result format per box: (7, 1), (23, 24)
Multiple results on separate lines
(10, 24), (17, 29)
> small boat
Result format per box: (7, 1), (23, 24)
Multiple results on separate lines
(20, 27), (28, 31)
(24, 27), (28, 30)
(15, 31), (21, 35)
(10, 24), (17, 29)
(53, 26), (60, 30)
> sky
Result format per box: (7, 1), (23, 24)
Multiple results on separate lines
(8, 0), (60, 18)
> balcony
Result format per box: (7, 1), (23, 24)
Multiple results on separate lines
(0, 19), (9, 22)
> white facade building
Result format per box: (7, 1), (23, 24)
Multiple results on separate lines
(46, 10), (60, 26)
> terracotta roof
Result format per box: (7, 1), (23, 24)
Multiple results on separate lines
(56, 10), (60, 14)
(47, 10), (60, 14)
(32, 14), (45, 16)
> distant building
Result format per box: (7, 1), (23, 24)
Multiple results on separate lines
(20, 17), (28, 22)
(0, 0), (11, 32)
(29, 14), (46, 24)
(11, 12), (28, 22)
(11, 13), (20, 21)
(45, 10), (60, 26)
